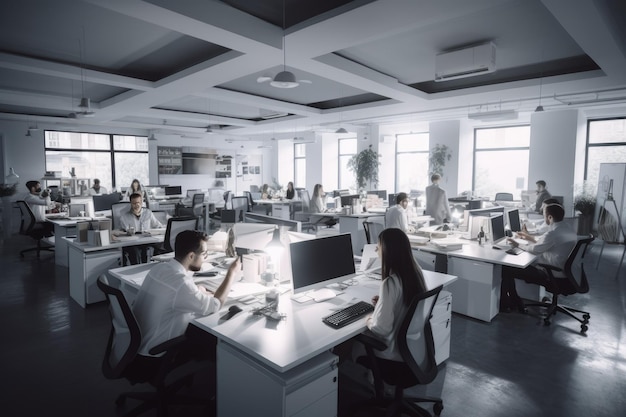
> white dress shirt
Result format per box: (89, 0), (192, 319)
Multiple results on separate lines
(119, 208), (163, 232)
(526, 221), (577, 269)
(88, 186), (108, 196)
(133, 259), (221, 356)
(309, 195), (325, 213)
(385, 205), (408, 232)
(367, 274), (409, 361)
(23, 193), (52, 222)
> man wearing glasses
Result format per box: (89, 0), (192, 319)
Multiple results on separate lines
(132, 230), (241, 369)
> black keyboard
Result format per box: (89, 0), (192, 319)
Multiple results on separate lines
(322, 301), (374, 329)
(506, 247), (523, 255)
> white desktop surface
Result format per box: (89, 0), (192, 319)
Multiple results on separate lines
(418, 239), (536, 268)
(65, 234), (164, 252)
(193, 271), (456, 373)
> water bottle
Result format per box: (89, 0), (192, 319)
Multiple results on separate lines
(478, 226), (485, 245)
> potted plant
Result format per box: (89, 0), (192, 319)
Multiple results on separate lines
(347, 145), (380, 191)
(0, 183), (17, 198)
(429, 144), (451, 177)
(574, 182), (596, 235)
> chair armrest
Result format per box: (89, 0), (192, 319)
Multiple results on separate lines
(356, 331), (387, 351)
(149, 335), (188, 356)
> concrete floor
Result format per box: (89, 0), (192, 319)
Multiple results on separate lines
(1, 234), (625, 417)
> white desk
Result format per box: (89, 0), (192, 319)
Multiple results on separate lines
(108, 262), (456, 417)
(66, 234), (163, 308)
(254, 199), (299, 219)
(411, 237), (537, 322)
(47, 216), (94, 266)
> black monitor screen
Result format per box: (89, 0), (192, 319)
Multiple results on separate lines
(508, 209), (521, 232)
(388, 193), (397, 207)
(340, 194), (360, 207)
(490, 214), (506, 242)
(93, 192), (122, 212)
(290, 234), (355, 294)
(221, 209), (236, 223)
(165, 186), (182, 196)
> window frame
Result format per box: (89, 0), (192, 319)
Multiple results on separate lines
(395, 132), (430, 193)
(294, 143), (306, 188)
(338, 137), (357, 190)
(584, 117), (626, 181)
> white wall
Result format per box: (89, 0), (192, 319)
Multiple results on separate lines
(429, 120), (460, 196)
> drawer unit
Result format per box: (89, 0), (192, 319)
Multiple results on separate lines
(431, 290), (452, 364)
(446, 257), (500, 322)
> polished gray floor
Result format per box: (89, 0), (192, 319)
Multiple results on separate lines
(2, 233), (625, 417)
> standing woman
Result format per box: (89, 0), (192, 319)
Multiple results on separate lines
(309, 184), (326, 213)
(367, 228), (427, 360)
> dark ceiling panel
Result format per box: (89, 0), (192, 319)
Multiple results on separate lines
(219, 0), (363, 28)
(308, 92), (390, 110)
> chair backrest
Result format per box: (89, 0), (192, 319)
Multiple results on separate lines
(97, 275), (141, 380)
(192, 193), (205, 206)
(297, 189), (311, 212)
(363, 221), (372, 244)
(16, 200), (36, 234)
(397, 285), (443, 385)
(366, 221), (385, 244)
(495, 192), (514, 201)
(223, 190), (232, 206)
(243, 191), (255, 209)
(563, 234), (595, 294)
(231, 196), (249, 222)
(111, 202), (131, 230)
(164, 216), (199, 252)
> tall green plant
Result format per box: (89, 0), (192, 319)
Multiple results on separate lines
(429, 144), (451, 176)
(347, 145), (380, 190)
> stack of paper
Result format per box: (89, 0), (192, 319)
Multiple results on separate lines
(430, 238), (465, 251)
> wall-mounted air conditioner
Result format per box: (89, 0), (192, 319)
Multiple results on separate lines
(435, 42), (496, 82)
(292, 137), (316, 144)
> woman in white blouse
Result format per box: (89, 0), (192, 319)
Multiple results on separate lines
(366, 228), (428, 360)
(309, 184), (326, 213)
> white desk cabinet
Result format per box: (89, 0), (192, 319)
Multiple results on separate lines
(69, 246), (122, 308)
(414, 250), (437, 271)
(217, 343), (338, 417)
(446, 257), (500, 322)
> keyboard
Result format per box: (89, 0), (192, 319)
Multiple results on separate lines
(322, 301), (374, 329)
(506, 247), (524, 255)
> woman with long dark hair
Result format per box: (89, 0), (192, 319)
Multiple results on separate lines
(367, 228), (427, 360)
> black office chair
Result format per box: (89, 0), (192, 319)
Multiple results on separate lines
(163, 216), (199, 252)
(97, 276), (211, 417)
(523, 234), (594, 334)
(363, 221), (385, 245)
(355, 285), (444, 417)
(231, 196), (249, 222)
(175, 193), (204, 217)
(16, 200), (55, 258)
(495, 192), (514, 201)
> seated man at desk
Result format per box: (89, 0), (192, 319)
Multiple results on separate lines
(119, 192), (164, 264)
(385, 192), (409, 232)
(500, 204), (577, 312)
(87, 178), (107, 196)
(534, 180), (552, 213)
(132, 230), (241, 370)
(520, 198), (560, 236)
(23, 180), (58, 235)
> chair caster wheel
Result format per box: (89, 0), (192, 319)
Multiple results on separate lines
(433, 402), (444, 415)
(583, 313), (590, 321)
(581, 324), (588, 334)
(543, 318), (551, 326)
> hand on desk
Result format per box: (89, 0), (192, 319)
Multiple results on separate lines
(371, 295), (379, 306)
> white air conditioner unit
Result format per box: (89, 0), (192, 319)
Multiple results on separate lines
(293, 137), (316, 144)
(435, 42), (496, 82)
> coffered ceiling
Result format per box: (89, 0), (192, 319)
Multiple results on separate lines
(0, 0), (625, 138)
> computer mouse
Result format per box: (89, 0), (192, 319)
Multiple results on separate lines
(442, 224), (450, 231)
(229, 305), (243, 315)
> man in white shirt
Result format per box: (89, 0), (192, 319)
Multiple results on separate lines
(500, 204), (577, 312)
(119, 192), (164, 264)
(131, 230), (240, 374)
(385, 192), (409, 232)
(87, 178), (107, 196)
(425, 174), (452, 225)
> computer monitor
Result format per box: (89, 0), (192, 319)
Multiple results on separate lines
(388, 193), (397, 207)
(69, 203), (86, 217)
(367, 190), (387, 200)
(220, 209), (237, 224)
(467, 206), (505, 218)
(69, 197), (95, 218)
(164, 185), (182, 196)
(507, 208), (521, 232)
(490, 214), (506, 243)
(333, 189), (350, 197)
(231, 223), (276, 251)
(93, 192), (122, 212)
(290, 233), (356, 294)
(340, 194), (360, 207)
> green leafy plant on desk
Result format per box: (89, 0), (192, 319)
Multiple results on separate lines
(574, 181), (596, 235)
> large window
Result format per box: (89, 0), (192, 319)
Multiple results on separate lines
(338, 138), (357, 190)
(294, 143), (306, 188)
(586, 118), (626, 189)
(396, 133), (429, 194)
(473, 126), (530, 199)
(44, 131), (149, 192)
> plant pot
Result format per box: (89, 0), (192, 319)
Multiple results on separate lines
(577, 214), (594, 235)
